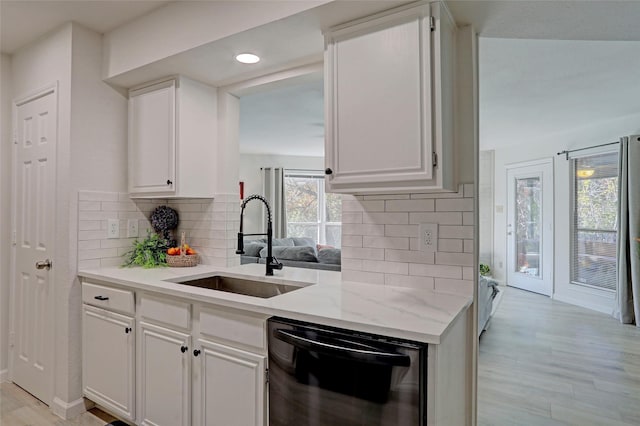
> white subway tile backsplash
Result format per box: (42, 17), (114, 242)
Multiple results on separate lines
(385, 249), (434, 264)
(342, 235), (363, 247)
(438, 239), (463, 253)
(439, 225), (474, 239)
(363, 236), (409, 250)
(342, 224), (385, 236)
(362, 260), (408, 275)
(341, 184), (475, 296)
(409, 212), (462, 225)
(341, 246), (385, 261)
(435, 252), (473, 266)
(463, 212), (474, 225)
(385, 199), (435, 212)
(362, 212), (408, 225)
(464, 240), (474, 253)
(385, 224), (419, 238)
(341, 212), (363, 224)
(77, 191), (240, 269)
(409, 263), (462, 279)
(435, 198), (473, 212)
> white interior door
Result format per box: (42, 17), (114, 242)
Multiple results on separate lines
(11, 87), (57, 404)
(506, 159), (554, 296)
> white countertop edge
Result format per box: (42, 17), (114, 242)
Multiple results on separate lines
(78, 264), (472, 344)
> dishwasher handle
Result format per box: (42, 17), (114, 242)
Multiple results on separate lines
(274, 328), (410, 367)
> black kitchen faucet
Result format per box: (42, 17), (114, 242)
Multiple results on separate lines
(236, 194), (283, 276)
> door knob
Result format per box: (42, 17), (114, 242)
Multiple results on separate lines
(507, 231), (513, 235)
(35, 259), (52, 270)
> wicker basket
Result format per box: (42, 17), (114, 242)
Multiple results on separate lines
(166, 233), (199, 267)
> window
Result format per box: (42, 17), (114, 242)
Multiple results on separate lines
(284, 172), (341, 247)
(571, 152), (618, 291)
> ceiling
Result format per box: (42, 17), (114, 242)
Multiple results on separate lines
(479, 38), (640, 150)
(0, 0), (170, 54)
(239, 77), (324, 157)
(4, 1), (640, 156)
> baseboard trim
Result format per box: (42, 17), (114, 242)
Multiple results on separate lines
(0, 369), (8, 383)
(51, 396), (91, 420)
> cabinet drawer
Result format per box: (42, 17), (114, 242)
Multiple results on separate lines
(82, 281), (134, 315)
(139, 294), (191, 330)
(198, 306), (267, 352)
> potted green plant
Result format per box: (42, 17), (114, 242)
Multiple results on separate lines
(122, 231), (170, 268)
(479, 263), (491, 277)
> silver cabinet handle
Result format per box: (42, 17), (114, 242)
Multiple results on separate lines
(35, 259), (52, 270)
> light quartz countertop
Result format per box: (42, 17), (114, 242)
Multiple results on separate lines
(78, 263), (472, 344)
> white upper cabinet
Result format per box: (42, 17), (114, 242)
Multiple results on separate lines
(128, 76), (217, 198)
(324, 2), (457, 193)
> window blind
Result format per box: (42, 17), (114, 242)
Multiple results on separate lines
(570, 152), (619, 291)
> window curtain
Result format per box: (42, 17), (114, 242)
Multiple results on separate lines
(261, 167), (286, 238)
(615, 135), (640, 326)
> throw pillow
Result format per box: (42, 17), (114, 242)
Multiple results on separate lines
(259, 246), (318, 262)
(243, 242), (266, 257)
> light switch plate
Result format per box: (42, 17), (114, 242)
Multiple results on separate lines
(127, 219), (139, 238)
(419, 223), (438, 253)
(107, 219), (120, 239)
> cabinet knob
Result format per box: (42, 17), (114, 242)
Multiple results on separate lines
(324, 168), (333, 175)
(167, 179), (173, 185)
(193, 349), (201, 357)
(125, 327), (132, 334)
(180, 345), (188, 353)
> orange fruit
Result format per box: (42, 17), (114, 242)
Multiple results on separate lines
(186, 248), (196, 255)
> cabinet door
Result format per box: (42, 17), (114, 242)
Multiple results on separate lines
(193, 339), (266, 426)
(129, 79), (176, 195)
(325, 7), (436, 192)
(138, 321), (191, 426)
(82, 305), (135, 421)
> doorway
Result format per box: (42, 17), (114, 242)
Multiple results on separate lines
(10, 85), (57, 404)
(506, 159), (554, 296)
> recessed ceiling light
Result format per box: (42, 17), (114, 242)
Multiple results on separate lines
(235, 53), (260, 64)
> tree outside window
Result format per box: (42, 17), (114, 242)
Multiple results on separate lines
(285, 173), (341, 247)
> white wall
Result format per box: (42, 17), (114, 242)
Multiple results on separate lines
(478, 150), (494, 268)
(239, 153), (323, 233)
(0, 54), (12, 382)
(102, 1), (328, 80)
(11, 24), (74, 410)
(10, 22), (128, 415)
(491, 111), (640, 313)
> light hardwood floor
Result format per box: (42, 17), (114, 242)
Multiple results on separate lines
(479, 286), (640, 426)
(2, 287), (639, 425)
(0, 383), (115, 426)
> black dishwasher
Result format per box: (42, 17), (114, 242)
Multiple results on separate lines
(267, 317), (427, 425)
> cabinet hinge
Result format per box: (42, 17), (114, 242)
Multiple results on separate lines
(429, 16), (436, 32)
(9, 332), (15, 348)
(432, 152), (438, 168)
(265, 368), (269, 384)
(11, 230), (16, 246)
(12, 130), (18, 145)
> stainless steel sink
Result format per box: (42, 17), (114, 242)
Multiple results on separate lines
(173, 275), (305, 299)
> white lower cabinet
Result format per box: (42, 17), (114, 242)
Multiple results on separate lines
(82, 305), (135, 421)
(193, 339), (266, 426)
(137, 321), (191, 426)
(82, 282), (268, 425)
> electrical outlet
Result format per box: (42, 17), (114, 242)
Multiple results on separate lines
(107, 219), (120, 239)
(419, 223), (438, 253)
(127, 219), (139, 238)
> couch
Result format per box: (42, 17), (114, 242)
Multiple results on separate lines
(478, 275), (499, 337)
(239, 237), (341, 272)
